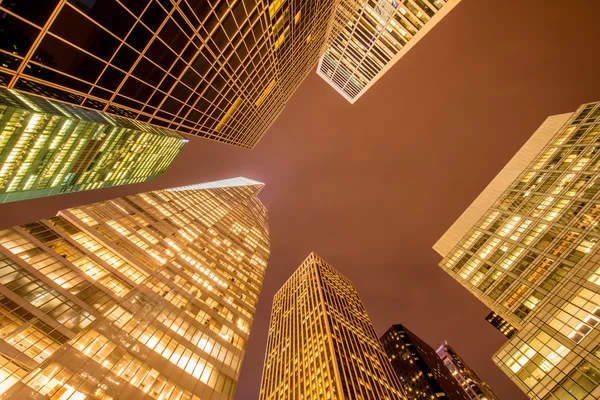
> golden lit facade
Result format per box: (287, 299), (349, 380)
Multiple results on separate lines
(0, 177), (270, 399)
(317, 0), (461, 103)
(436, 102), (600, 399)
(0, 0), (338, 148)
(0, 87), (185, 203)
(259, 252), (406, 400)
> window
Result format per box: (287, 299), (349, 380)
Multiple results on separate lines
(544, 361), (600, 400)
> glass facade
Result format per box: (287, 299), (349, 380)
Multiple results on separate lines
(381, 324), (470, 400)
(0, 0), (339, 148)
(259, 252), (405, 400)
(0, 177), (270, 398)
(436, 343), (499, 400)
(437, 102), (600, 399)
(317, 0), (460, 103)
(0, 87), (185, 203)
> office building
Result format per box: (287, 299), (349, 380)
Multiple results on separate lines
(259, 252), (405, 400)
(0, 0), (339, 148)
(436, 343), (498, 400)
(0, 87), (185, 203)
(485, 312), (517, 339)
(381, 324), (469, 400)
(317, 0), (461, 103)
(0, 177), (270, 399)
(434, 102), (600, 399)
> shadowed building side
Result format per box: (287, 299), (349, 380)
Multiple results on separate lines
(436, 343), (499, 400)
(381, 324), (471, 400)
(0, 0), (340, 148)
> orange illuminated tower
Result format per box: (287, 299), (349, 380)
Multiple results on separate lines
(259, 252), (406, 400)
(0, 177), (269, 399)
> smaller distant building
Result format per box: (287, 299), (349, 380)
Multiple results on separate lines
(381, 324), (469, 400)
(436, 343), (499, 400)
(485, 311), (517, 339)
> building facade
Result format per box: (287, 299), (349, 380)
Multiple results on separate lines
(485, 312), (517, 339)
(0, 87), (185, 203)
(381, 324), (469, 400)
(435, 102), (600, 399)
(0, 0), (339, 148)
(0, 177), (270, 399)
(436, 343), (498, 400)
(259, 252), (405, 400)
(317, 0), (461, 103)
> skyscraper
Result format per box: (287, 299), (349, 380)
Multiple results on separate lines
(436, 343), (499, 400)
(381, 324), (470, 400)
(0, 177), (270, 399)
(0, 87), (186, 203)
(317, 0), (461, 103)
(0, 0), (339, 148)
(259, 252), (405, 400)
(485, 312), (517, 339)
(434, 102), (600, 399)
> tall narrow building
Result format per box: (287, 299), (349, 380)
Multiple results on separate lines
(436, 343), (498, 400)
(0, 87), (186, 203)
(381, 324), (470, 400)
(434, 101), (600, 399)
(317, 0), (461, 103)
(259, 252), (405, 400)
(0, 0), (339, 148)
(0, 177), (270, 399)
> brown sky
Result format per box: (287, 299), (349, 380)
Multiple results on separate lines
(2, 0), (600, 399)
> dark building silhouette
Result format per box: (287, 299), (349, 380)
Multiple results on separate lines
(437, 342), (499, 400)
(381, 324), (470, 400)
(485, 311), (517, 339)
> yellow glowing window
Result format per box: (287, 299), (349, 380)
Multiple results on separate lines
(274, 26), (290, 50)
(268, 0), (286, 19)
(306, 33), (312, 43)
(294, 10), (301, 24)
(215, 97), (242, 132)
(272, 9), (289, 35)
(255, 80), (277, 107)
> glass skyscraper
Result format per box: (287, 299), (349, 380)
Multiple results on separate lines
(0, 177), (270, 398)
(0, 0), (339, 148)
(381, 324), (470, 400)
(0, 87), (185, 203)
(259, 252), (405, 400)
(435, 102), (600, 399)
(317, 0), (461, 103)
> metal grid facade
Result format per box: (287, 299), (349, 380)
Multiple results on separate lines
(438, 103), (600, 399)
(381, 324), (470, 400)
(317, 0), (459, 103)
(0, 88), (185, 203)
(259, 252), (406, 400)
(0, 0), (338, 148)
(0, 178), (270, 399)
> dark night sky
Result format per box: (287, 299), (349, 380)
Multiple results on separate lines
(2, 0), (600, 398)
